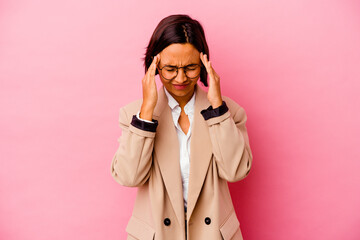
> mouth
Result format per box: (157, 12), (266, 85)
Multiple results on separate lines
(173, 84), (189, 90)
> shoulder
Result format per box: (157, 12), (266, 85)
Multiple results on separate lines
(120, 98), (142, 114)
(118, 98), (143, 124)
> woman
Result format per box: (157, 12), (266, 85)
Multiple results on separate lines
(111, 14), (253, 240)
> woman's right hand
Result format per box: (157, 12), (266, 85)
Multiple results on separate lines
(140, 54), (160, 121)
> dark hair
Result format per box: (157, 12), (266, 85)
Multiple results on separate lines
(144, 14), (209, 87)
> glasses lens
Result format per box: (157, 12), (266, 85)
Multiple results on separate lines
(160, 65), (201, 80)
(185, 65), (201, 78)
(162, 66), (178, 80)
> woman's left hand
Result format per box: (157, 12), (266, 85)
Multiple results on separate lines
(200, 52), (223, 108)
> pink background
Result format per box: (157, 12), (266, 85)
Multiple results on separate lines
(1, 0), (360, 239)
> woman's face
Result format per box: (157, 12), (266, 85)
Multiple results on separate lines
(158, 43), (201, 104)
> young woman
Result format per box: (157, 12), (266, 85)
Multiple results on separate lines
(111, 14), (253, 240)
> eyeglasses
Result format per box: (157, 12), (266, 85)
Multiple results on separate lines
(157, 64), (202, 81)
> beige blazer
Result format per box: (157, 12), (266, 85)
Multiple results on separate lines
(111, 84), (253, 240)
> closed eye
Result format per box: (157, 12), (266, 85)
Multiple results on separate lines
(186, 67), (197, 71)
(185, 64), (199, 71)
(164, 67), (176, 71)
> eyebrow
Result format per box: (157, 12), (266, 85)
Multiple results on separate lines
(162, 63), (199, 67)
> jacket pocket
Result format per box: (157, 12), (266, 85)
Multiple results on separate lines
(219, 211), (240, 240)
(126, 215), (155, 240)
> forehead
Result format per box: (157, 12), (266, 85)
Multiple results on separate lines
(160, 43), (200, 65)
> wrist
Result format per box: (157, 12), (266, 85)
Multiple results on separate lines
(210, 98), (223, 109)
(140, 105), (154, 121)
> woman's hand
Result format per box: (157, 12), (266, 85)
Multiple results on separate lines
(140, 54), (160, 121)
(200, 52), (223, 108)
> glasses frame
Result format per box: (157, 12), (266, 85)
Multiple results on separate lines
(157, 63), (203, 81)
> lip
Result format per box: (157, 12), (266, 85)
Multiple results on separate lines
(173, 84), (189, 90)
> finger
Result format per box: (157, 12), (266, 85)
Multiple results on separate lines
(203, 56), (213, 76)
(203, 54), (212, 72)
(208, 61), (215, 75)
(209, 62), (219, 78)
(200, 52), (204, 64)
(200, 53), (219, 83)
(209, 64), (220, 83)
(200, 53), (208, 71)
(200, 52), (207, 66)
(149, 55), (159, 71)
(148, 55), (159, 79)
(143, 56), (156, 82)
(151, 55), (158, 69)
(156, 54), (161, 65)
(145, 56), (156, 76)
(200, 52), (207, 67)
(204, 57), (216, 76)
(154, 54), (161, 73)
(149, 65), (156, 80)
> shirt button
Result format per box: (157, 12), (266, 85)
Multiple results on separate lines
(164, 218), (171, 226)
(204, 217), (211, 225)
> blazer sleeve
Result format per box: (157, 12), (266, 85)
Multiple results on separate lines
(111, 107), (157, 187)
(201, 100), (253, 182)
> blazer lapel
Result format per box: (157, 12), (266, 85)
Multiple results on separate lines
(153, 86), (185, 227)
(153, 84), (213, 225)
(187, 85), (213, 220)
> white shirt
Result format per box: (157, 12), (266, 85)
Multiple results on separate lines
(164, 87), (195, 208)
(137, 86), (195, 208)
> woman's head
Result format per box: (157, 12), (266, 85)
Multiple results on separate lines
(144, 14), (209, 87)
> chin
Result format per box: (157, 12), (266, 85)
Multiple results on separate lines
(172, 88), (192, 95)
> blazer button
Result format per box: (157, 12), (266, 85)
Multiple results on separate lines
(204, 217), (211, 225)
(164, 218), (171, 226)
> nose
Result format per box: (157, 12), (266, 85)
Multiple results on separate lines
(174, 68), (187, 83)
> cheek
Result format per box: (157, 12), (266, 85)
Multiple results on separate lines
(191, 77), (200, 85)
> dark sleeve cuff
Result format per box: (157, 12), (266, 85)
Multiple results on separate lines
(200, 101), (229, 120)
(130, 115), (158, 132)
